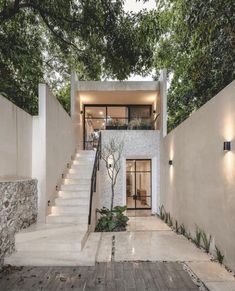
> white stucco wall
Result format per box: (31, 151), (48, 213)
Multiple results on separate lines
(160, 80), (235, 271)
(32, 84), (77, 222)
(0, 95), (32, 179)
(100, 130), (160, 213)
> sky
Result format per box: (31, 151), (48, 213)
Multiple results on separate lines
(124, 0), (156, 13)
(123, 0), (156, 81)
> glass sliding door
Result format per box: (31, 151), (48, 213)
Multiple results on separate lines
(84, 106), (106, 149)
(129, 105), (151, 120)
(126, 159), (152, 209)
(83, 105), (152, 149)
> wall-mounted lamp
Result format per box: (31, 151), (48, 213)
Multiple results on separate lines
(169, 160), (173, 166)
(224, 141), (231, 151)
(80, 110), (83, 115)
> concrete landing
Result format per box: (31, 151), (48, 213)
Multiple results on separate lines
(5, 232), (101, 266)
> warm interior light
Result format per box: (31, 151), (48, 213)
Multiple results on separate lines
(224, 141), (231, 151)
(99, 111), (104, 115)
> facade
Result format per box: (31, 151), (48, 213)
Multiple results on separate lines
(70, 71), (167, 214)
(1, 71), (235, 272)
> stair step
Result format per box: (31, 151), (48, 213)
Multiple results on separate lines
(55, 197), (89, 206)
(4, 233), (101, 266)
(73, 160), (94, 165)
(74, 153), (95, 159)
(15, 223), (88, 242)
(65, 171), (92, 182)
(51, 206), (89, 215)
(46, 214), (88, 224)
(57, 190), (90, 199)
(61, 184), (90, 191)
(16, 231), (87, 252)
(63, 178), (90, 185)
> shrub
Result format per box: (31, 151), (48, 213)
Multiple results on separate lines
(180, 224), (186, 235)
(95, 206), (129, 232)
(201, 231), (211, 253)
(192, 226), (201, 248)
(175, 220), (179, 233)
(215, 246), (224, 264)
(159, 205), (165, 220)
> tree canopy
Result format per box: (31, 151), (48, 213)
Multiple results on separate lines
(0, 0), (158, 114)
(0, 0), (234, 130)
(154, 0), (235, 131)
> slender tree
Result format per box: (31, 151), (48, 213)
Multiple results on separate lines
(101, 138), (124, 211)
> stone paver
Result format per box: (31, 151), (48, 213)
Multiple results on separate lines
(187, 261), (235, 291)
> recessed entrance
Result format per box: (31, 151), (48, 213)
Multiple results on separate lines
(126, 159), (152, 210)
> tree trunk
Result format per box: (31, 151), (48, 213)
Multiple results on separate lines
(111, 184), (114, 212)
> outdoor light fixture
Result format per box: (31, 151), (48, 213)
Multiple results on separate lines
(153, 110), (156, 114)
(224, 141), (231, 151)
(169, 160), (173, 165)
(80, 110), (83, 115)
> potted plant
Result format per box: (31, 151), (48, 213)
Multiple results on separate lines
(128, 118), (153, 130)
(106, 119), (127, 130)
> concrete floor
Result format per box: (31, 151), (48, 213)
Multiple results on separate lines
(95, 216), (235, 291)
(3, 216), (235, 290)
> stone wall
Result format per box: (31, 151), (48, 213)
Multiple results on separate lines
(0, 179), (37, 266)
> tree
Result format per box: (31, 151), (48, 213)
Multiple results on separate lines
(101, 138), (124, 211)
(0, 0), (158, 114)
(154, 0), (235, 131)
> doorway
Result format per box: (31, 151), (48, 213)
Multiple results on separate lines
(126, 159), (152, 210)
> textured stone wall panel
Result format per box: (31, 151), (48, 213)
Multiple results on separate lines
(100, 130), (160, 210)
(0, 179), (37, 265)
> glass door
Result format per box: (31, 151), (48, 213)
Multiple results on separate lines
(126, 159), (152, 209)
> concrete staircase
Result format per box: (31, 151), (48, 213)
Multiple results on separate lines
(4, 150), (100, 266)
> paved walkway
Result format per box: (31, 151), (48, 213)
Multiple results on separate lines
(2, 216), (235, 290)
(96, 216), (235, 291)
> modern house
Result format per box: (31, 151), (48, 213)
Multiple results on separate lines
(1, 70), (167, 266)
(70, 71), (167, 216)
(1, 70), (235, 272)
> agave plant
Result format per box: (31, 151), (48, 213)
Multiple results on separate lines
(175, 220), (179, 233)
(180, 224), (186, 235)
(159, 205), (165, 220)
(201, 231), (211, 253)
(192, 226), (202, 248)
(215, 245), (224, 264)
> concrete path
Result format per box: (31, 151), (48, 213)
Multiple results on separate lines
(3, 216), (235, 290)
(96, 216), (235, 291)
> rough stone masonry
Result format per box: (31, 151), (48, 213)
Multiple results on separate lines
(0, 179), (37, 267)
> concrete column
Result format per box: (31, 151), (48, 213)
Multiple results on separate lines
(160, 69), (167, 137)
(71, 71), (83, 149)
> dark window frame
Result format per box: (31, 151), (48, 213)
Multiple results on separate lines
(83, 104), (152, 149)
(126, 159), (152, 210)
